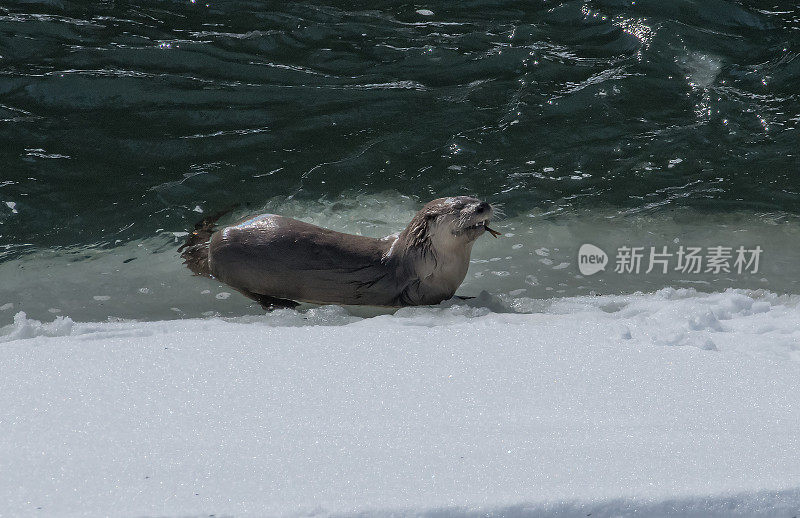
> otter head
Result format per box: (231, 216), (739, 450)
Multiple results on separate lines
(402, 196), (494, 250)
(393, 196), (494, 305)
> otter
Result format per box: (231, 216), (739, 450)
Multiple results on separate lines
(179, 196), (499, 309)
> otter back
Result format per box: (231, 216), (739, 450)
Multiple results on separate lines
(208, 214), (398, 306)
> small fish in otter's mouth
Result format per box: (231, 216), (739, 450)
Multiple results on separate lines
(484, 223), (501, 238)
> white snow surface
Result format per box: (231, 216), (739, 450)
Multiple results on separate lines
(1, 287), (800, 517)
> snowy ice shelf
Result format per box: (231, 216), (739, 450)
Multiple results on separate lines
(1, 288), (799, 517)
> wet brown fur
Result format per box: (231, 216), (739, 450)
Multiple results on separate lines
(179, 197), (492, 309)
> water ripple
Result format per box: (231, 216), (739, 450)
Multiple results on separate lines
(0, 0), (797, 254)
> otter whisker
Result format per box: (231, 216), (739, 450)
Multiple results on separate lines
(490, 203), (506, 221)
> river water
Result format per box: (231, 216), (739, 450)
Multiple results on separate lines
(1, 0), (799, 322)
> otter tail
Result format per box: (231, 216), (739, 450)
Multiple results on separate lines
(178, 207), (235, 278)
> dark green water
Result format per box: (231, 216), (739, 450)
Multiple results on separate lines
(1, 0), (799, 322)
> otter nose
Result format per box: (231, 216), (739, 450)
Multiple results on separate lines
(475, 201), (491, 213)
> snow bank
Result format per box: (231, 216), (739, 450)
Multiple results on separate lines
(1, 288), (799, 517)
(1, 311), (74, 341)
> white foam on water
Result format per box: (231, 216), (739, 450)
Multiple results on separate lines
(1, 287), (799, 516)
(679, 52), (722, 122)
(682, 52), (722, 89)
